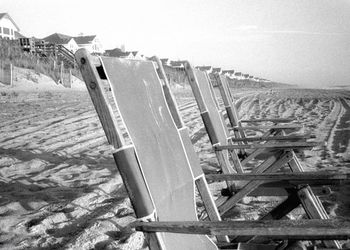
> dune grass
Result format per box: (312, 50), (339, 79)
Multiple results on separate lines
(0, 38), (80, 83)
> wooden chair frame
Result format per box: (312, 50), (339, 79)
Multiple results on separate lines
(183, 62), (343, 248)
(75, 49), (349, 249)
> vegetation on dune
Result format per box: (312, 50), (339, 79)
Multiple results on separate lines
(0, 38), (80, 83)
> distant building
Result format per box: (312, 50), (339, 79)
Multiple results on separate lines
(105, 47), (145, 59)
(196, 66), (213, 74)
(73, 35), (104, 54)
(222, 70), (235, 79)
(42, 33), (104, 54)
(43, 33), (79, 52)
(208, 68), (222, 87)
(234, 72), (244, 80)
(242, 73), (250, 79)
(170, 60), (185, 69)
(0, 13), (20, 40)
(105, 47), (129, 57)
(212, 67), (222, 75)
(160, 58), (171, 67)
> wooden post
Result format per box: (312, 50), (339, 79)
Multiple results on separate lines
(68, 69), (72, 88)
(10, 63), (13, 87)
(60, 61), (64, 85)
(131, 219), (350, 240)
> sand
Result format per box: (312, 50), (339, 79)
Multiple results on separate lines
(0, 69), (349, 249)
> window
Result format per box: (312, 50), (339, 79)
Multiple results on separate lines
(11, 29), (13, 35)
(3, 28), (10, 35)
(0, 27), (2, 33)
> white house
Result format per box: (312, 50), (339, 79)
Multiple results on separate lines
(43, 33), (79, 53)
(0, 13), (20, 40)
(73, 35), (104, 54)
(160, 58), (172, 67)
(170, 60), (185, 70)
(212, 67), (222, 75)
(222, 70), (235, 79)
(196, 66), (213, 74)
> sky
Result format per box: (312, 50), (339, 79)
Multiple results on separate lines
(1, 0), (350, 87)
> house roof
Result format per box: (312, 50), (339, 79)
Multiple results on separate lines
(73, 35), (96, 45)
(43, 33), (73, 44)
(0, 13), (20, 31)
(15, 31), (26, 39)
(196, 66), (212, 71)
(105, 47), (131, 58)
(170, 61), (184, 67)
(222, 70), (235, 74)
(212, 67), (222, 73)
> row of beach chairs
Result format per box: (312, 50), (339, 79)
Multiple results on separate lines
(75, 49), (350, 250)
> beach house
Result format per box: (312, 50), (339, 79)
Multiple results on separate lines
(0, 13), (20, 40)
(73, 35), (104, 54)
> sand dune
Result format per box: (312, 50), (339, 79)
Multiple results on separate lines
(0, 73), (349, 249)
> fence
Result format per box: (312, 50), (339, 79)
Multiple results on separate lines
(0, 61), (13, 86)
(59, 62), (72, 88)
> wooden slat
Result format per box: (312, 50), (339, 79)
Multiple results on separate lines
(233, 191), (301, 243)
(131, 219), (350, 240)
(219, 151), (293, 215)
(206, 171), (350, 182)
(230, 124), (303, 131)
(240, 130), (281, 166)
(228, 134), (314, 142)
(240, 118), (294, 123)
(215, 141), (318, 150)
(246, 186), (331, 197)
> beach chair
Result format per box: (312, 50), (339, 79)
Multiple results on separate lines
(183, 62), (343, 248)
(75, 49), (350, 249)
(214, 73), (310, 164)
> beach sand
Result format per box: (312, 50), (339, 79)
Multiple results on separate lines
(0, 69), (349, 249)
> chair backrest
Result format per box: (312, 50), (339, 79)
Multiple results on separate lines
(100, 56), (217, 249)
(216, 74), (241, 127)
(195, 70), (230, 145)
(185, 63), (242, 174)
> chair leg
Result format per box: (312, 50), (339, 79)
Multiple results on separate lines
(195, 176), (230, 243)
(234, 190), (301, 243)
(219, 151), (293, 216)
(288, 151), (341, 249)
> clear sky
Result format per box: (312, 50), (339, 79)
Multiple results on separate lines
(2, 0), (350, 87)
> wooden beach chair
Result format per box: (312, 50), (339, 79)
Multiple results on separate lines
(75, 49), (350, 249)
(214, 73), (309, 164)
(183, 62), (343, 248)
